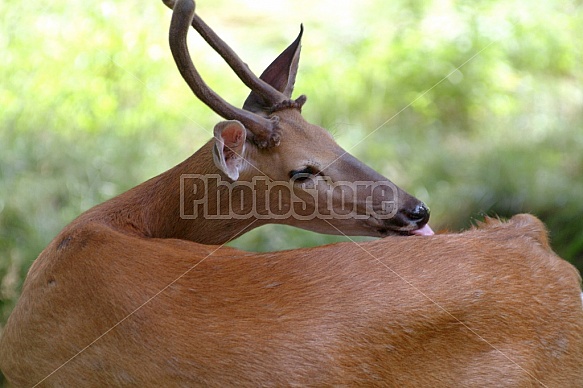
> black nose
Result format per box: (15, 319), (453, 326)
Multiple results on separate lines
(404, 203), (430, 224)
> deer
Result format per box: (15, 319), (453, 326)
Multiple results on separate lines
(1, 0), (582, 386)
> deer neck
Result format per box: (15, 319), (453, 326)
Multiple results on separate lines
(78, 139), (265, 245)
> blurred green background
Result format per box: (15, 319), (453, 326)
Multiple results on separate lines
(0, 0), (582, 376)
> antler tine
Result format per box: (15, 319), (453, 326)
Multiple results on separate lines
(191, 15), (288, 106)
(163, 0), (288, 107)
(168, 0), (281, 148)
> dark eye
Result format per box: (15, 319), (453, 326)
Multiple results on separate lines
(289, 167), (318, 183)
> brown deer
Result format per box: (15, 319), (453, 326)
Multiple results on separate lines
(1, 0), (582, 386)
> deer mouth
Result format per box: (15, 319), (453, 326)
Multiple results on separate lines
(374, 220), (434, 237)
(367, 200), (433, 237)
(390, 225), (434, 237)
(409, 223), (434, 236)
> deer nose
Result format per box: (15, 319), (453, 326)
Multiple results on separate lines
(404, 203), (430, 225)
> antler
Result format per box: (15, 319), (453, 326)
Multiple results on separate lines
(166, 0), (284, 148)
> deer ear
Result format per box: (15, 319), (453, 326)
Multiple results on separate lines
(212, 120), (247, 181)
(242, 25), (303, 114)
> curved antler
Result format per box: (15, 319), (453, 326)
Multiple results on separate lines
(164, 0), (288, 106)
(168, 0), (281, 148)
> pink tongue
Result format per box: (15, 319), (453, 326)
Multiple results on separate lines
(411, 224), (434, 236)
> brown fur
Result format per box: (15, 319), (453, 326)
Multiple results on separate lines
(1, 214), (582, 386)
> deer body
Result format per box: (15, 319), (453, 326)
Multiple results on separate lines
(2, 215), (583, 386)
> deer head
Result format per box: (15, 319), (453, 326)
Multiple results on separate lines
(165, 0), (433, 237)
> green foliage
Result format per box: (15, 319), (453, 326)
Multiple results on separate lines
(0, 1), (582, 375)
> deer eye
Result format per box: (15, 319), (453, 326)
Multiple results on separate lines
(289, 167), (319, 183)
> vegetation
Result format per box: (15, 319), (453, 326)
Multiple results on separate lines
(0, 0), (582, 380)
